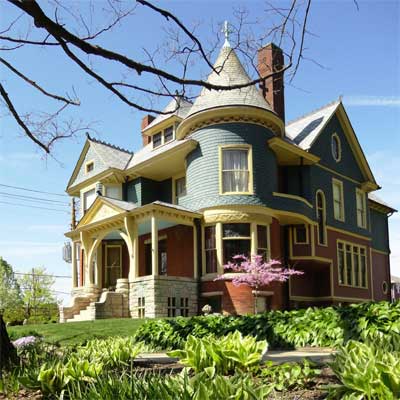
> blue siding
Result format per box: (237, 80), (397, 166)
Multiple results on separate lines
(125, 177), (172, 205)
(311, 115), (365, 182)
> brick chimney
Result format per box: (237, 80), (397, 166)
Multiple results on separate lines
(141, 114), (155, 146)
(257, 43), (285, 122)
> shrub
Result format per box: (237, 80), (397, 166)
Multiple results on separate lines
(134, 301), (400, 350)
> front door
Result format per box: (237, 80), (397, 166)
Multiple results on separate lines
(105, 245), (122, 289)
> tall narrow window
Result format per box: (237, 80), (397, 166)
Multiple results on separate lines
(174, 176), (187, 204)
(205, 226), (217, 274)
(316, 191), (327, 245)
(222, 223), (251, 263)
(221, 147), (251, 193)
(356, 189), (367, 228)
(257, 225), (269, 260)
(153, 132), (162, 148)
(138, 297), (145, 318)
(83, 189), (96, 212)
(158, 239), (167, 275)
(331, 134), (341, 162)
(338, 242), (345, 284)
(332, 179), (345, 221)
(164, 126), (174, 143)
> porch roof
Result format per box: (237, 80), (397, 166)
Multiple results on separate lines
(66, 196), (201, 238)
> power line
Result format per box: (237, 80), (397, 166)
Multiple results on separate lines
(0, 183), (68, 197)
(0, 200), (69, 213)
(14, 271), (72, 278)
(0, 191), (69, 206)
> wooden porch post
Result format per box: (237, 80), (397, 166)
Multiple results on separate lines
(124, 217), (139, 281)
(71, 242), (78, 288)
(216, 222), (223, 275)
(151, 215), (158, 276)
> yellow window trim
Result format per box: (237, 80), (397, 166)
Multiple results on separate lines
(85, 160), (95, 174)
(219, 144), (254, 195)
(293, 224), (309, 245)
(355, 188), (367, 229)
(336, 239), (368, 289)
(332, 178), (345, 222)
(315, 189), (328, 246)
(331, 132), (342, 162)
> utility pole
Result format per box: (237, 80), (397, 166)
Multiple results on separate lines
(71, 198), (76, 230)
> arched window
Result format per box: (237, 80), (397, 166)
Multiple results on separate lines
(316, 190), (327, 245)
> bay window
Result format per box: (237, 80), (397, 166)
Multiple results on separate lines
(257, 225), (269, 260)
(220, 146), (252, 194)
(205, 226), (217, 273)
(316, 190), (327, 245)
(222, 223), (251, 263)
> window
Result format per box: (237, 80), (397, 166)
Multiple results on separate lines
(222, 223), (251, 263)
(337, 241), (367, 288)
(174, 176), (187, 204)
(331, 133), (341, 162)
(257, 225), (269, 260)
(83, 189), (96, 212)
(167, 297), (176, 317)
(159, 239), (167, 275)
(85, 161), (94, 173)
(144, 238), (167, 275)
(138, 297), (145, 318)
(153, 132), (162, 148)
(164, 126), (174, 143)
(105, 245), (122, 288)
(316, 191), (327, 245)
(356, 189), (367, 228)
(221, 147), (252, 194)
(180, 298), (189, 317)
(104, 185), (121, 200)
(152, 126), (174, 149)
(332, 179), (345, 221)
(205, 226), (217, 273)
(294, 225), (308, 244)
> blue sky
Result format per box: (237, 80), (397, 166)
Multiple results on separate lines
(0, 0), (399, 303)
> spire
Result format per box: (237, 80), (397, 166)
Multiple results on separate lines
(222, 20), (232, 48)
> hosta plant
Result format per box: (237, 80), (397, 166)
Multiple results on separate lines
(168, 331), (267, 375)
(328, 339), (400, 400)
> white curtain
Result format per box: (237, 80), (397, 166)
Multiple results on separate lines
(222, 149), (249, 192)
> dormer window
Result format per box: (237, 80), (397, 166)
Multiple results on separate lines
(164, 126), (173, 143)
(153, 132), (162, 148)
(152, 126), (174, 149)
(85, 161), (94, 174)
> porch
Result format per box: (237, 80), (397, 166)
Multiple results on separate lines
(62, 197), (201, 321)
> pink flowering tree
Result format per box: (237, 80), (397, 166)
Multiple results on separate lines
(215, 254), (303, 314)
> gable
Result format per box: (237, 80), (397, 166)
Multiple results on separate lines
(310, 113), (365, 182)
(77, 199), (122, 227)
(69, 143), (108, 189)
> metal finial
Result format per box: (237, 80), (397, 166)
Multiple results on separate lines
(222, 20), (232, 47)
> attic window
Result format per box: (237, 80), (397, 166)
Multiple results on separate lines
(331, 133), (341, 162)
(164, 126), (173, 143)
(153, 132), (162, 148)
(85, 161), (94, 173)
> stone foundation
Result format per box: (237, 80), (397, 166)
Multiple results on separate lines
(129, 276), (198, 318)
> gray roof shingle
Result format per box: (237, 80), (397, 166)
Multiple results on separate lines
(187, 44), (272, 117)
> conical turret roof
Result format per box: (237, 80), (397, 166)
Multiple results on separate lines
(187, 44), (273, 117)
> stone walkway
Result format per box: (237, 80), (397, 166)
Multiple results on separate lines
(136, 347), (335, 365)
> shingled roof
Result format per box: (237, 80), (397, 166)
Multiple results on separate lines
(187, 43), (273, 117)
(285, 100), (341, 150)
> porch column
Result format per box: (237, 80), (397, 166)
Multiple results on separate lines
(251, 222), (258, 258)
(193, 224), (198, 279)
(216, 222), (223, 275)
(124, 216), (139, 281)
(71, 241), (78, 288)
(80, 231), (94, 286)
(96, 246), (102, 288)
(151, 215), (158, 276)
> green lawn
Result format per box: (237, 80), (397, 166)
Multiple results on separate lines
(8, 318), (146, 346)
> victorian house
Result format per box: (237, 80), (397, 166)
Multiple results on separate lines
(60, 36), (395, 322)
